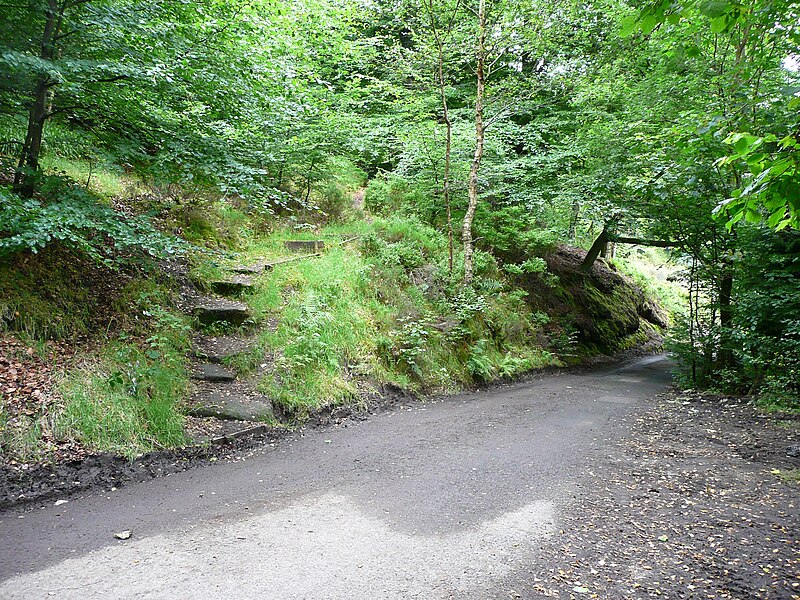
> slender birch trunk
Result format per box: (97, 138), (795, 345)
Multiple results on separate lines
(462, 0), (486, 285)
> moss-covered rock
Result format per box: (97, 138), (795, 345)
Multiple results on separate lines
(525, 246), (667, 356)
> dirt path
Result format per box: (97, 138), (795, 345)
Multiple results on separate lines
(0, 356), (796, 598)
(352, 187), (366, 211)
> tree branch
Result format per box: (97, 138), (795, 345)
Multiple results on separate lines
(85, 74), (130, 84)
(610, 235), (676, 248)
(54, 27), (85, 41)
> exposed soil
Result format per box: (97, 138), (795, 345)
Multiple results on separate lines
(523, 389), (800, 600)
(0, 424), (280, 510)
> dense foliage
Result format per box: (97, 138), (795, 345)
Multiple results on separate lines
(1, 0), (798, 403)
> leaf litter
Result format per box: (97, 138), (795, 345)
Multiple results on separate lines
(523, 389), (799, 599)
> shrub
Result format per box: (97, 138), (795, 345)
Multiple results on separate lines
(0, 175), (184, 266)
(318, 181), (351, 223)
(365, 176), (422, 215)
(476, 205), (558, 262)
(387, 315), (436, 379)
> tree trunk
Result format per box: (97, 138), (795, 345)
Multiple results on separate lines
(304, 158), (316, 203)
(718, 266), (734, 368)
(463, 0), (487, 285)
(14, 0), (62, 197)
(568, 197), (580, 242)
(581, 225), (610, 271)
(440, 48), (454, 276)
(14, 82), (49, 197)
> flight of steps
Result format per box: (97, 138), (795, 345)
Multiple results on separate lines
(180, 240), (334, 443)
(184, 267), (270, 442)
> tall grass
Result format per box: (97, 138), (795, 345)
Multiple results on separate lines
(39, 155), (132, 199)
(224, 216), (559, 420)
(58, 341), (188, 457)
(251, 247), (383, 418)
(56, 290), (191, 456)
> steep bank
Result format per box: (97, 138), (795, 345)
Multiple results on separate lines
(0, 215), (672, 486)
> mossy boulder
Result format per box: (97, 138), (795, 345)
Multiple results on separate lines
(526, 246), (667, 356)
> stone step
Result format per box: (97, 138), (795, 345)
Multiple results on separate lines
(192, 297), (250, 327)
(184, 417), (267, 445)
(284, 240), (325, 253)
(230, 263), (268, 275)
(187, 381), (273, 422)
(210, 275), (254, 297)
(193, 334), (257, 364)
(191, 363), (237, 382)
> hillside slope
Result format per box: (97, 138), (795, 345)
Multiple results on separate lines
(0, 214), (671, 474)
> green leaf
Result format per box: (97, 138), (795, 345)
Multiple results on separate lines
(745, 208), (762, 223)
(767, 209), (787, 228)
(727, 208), (746, 227)
(620, 15), (638, 37)
(731, 133), (759, 155)
(745, 153), (766, 168)
(698, 1), (731, 18)
(640, 14), (659, 35)
(685, 45), (702, 58)
(710, 16), (728, 33)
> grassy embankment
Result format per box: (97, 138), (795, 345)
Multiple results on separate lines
(1, 155), (675, 462)
(192, 217), (562, 420)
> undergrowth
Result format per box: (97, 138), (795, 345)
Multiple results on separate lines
(0, 274), (191, 461)
(56, 286), (191, 457)
(227, 215), (561, 420)
(0, 245), (140, 340)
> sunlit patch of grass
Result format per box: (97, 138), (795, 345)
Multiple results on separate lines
(39, 155), (135, 199)
(251, 247), (384, 418)
(230, 221), (372, 266)
(57, 340), (189, 458)
(612, 247), (686, 319)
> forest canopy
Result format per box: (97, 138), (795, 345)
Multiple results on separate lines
(1, 0), (799, 397)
